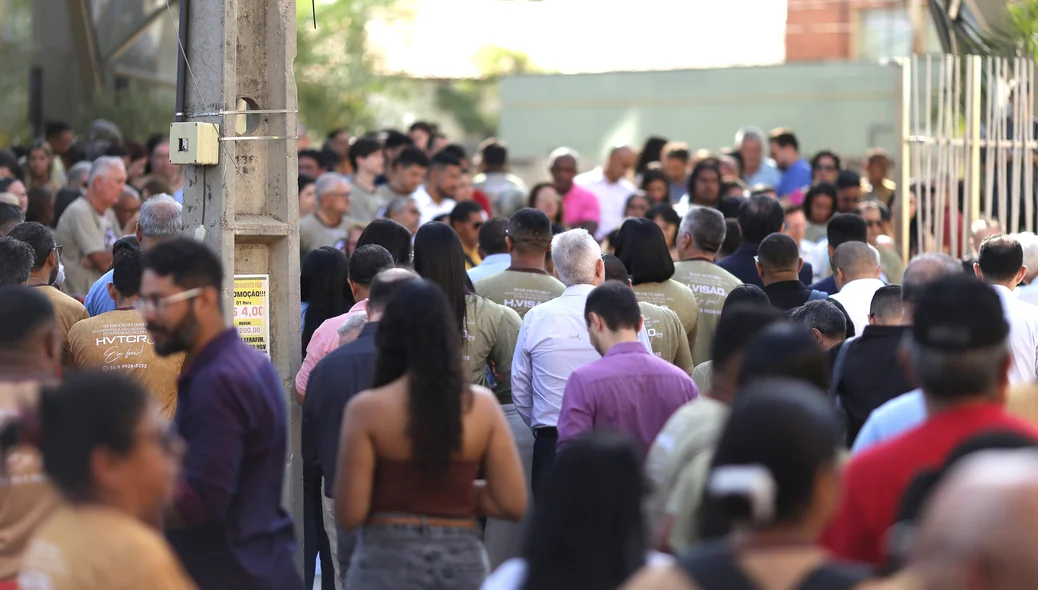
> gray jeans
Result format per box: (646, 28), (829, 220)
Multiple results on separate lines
(483, 403), (535, 569)
(321, 492), (356, 590)
(345, 516), (489, 590)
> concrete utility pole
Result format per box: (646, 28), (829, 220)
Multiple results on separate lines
(177, 0), (303, 560)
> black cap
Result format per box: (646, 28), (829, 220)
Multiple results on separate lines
(912, 274), (1008, 351)
(836, 169), (861, 190)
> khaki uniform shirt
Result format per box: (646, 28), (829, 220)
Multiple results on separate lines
(33, 286), (88, 365)
(474, 268), (565, 320)
(879, 245), (905, 285)
(463, 295), (522, 405)
(349, 181), (382, 224)
(672, 260), (742, 365)
(643, 397), (729, 542)
(0, 381), (60, 582)
(19, 505), (197, 590)
(299, 213), (353, 259)
(639, 301), (693, 376)
(631, 279), (700, 363)
(53, 197), (119, 296)
(374, 184), (410, 209)
(67, 310), (184, 421)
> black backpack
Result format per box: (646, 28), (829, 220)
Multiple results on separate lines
(679, 541), (870, 590)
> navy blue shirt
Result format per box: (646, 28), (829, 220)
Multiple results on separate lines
(303, 322), (378, 498)
(810, 275), (838, 295)
(168, 328), (303, 590)
(718, 242), (813, 288)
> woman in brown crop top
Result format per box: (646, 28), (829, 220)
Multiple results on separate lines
(334, 277), (527, 590)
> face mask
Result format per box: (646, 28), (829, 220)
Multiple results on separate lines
(50, 261), (65, 289)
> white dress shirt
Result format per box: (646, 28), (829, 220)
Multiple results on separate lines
(574, 168), (636, 240)
(413, 185), (457, 226)
(993, 284), (1038, 384)
(829, 277), (886, 336)
(511, 283), (653, 429)
(1017, 281), (1038, 308)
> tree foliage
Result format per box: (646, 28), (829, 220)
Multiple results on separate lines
(295, 0), (406, 136)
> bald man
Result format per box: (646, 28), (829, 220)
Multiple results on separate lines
(574, 146), (636, 240)
(830, 241), (885, 335)
(911, 451), (1038, 589)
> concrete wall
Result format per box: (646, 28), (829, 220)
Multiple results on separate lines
(499, 61), (903, 181)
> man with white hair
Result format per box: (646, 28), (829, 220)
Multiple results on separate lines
(300, 173), (352, 259)
(735, 126), (781, 188)
(53, 156), (127, 295)
(512, 229), (652, 496)
(82, 194), (183, 316)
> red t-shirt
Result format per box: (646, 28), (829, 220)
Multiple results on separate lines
(821, 403), (1038, 565)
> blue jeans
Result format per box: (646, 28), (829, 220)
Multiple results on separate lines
(345, 515), (489, 590)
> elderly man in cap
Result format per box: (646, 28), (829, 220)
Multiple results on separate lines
(822, 274), (1038, 566)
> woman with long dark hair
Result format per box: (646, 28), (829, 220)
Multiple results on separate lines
(357, 218), (413, 267)
(803, 183), (837, 243)
(685, 161), (722, 208)
(301, 246), (352, 354)
(625, 379), (868, 590)
(528, 182), (564, 226)
(1, 372), (195, 589)
(635, 136), (669, 179)
(413, 222), (522, 400)
(614, 218), (700, 357)
(482, 433), (669, 590)
(334, 278), (526, 589)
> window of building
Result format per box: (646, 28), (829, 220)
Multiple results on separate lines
(855, 7), (943, 60)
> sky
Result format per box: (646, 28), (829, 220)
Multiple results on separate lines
(366, 0), (789, 78)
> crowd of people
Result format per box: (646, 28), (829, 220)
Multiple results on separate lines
(3, 116), (1038, 590)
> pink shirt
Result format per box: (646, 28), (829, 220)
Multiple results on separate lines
(562, 185), (601, 227)
(294, 299), (368, 396)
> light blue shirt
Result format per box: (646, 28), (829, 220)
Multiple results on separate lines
(743, 160), (782, 189)
(851, 388), (926, 454)
(776, 158), (813, 197)
(467, 253), (512, 284)
(173, 189), (184, 205)
(84, 269), (116, 317)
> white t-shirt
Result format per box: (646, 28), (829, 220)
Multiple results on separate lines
(414, 185), (457, 226)
(481, 552), (673, 590)
(574, 167), (636, 240)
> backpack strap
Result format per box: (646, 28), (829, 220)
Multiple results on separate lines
(798, 561), (872, 590)
(677, 541), (758, 590)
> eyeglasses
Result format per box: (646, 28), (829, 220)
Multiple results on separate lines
(865, 220), (882, 227)
(52, 244), (63, 256)
(325, 191), (351, 199)
(134, 287), (204, 313)
(816, 164), (837, 172)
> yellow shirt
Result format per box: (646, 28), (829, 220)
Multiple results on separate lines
(463, 244), (482, 270)
(19, 505), (197, 590)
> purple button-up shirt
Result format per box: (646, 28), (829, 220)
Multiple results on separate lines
(556, 341), (699, 455)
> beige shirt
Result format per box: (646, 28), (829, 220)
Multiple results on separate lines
(631, 279), (700, 361)
(33, 286), (88, 365)
(53, 197), (119, 296)
(18, 505), (197, 590)
(474, 268), (565, 320)
(463, 295), (522, 405)
(67, 310), (184, 421)
(349, 181), (382, 224)
(643, 397), (729, 540)
(0, 381), (61, 582)
(299, 213), (354, 259)
(640, 302), (693, 376)
(879, 245), (904, 285)
(672, 260), (742, 365)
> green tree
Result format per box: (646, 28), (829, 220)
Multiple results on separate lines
(295, 0), (406, 136)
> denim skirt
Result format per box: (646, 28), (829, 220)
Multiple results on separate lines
(345, 514), (490, 590)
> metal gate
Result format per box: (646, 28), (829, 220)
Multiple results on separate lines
(897, 54), (1038, 260)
